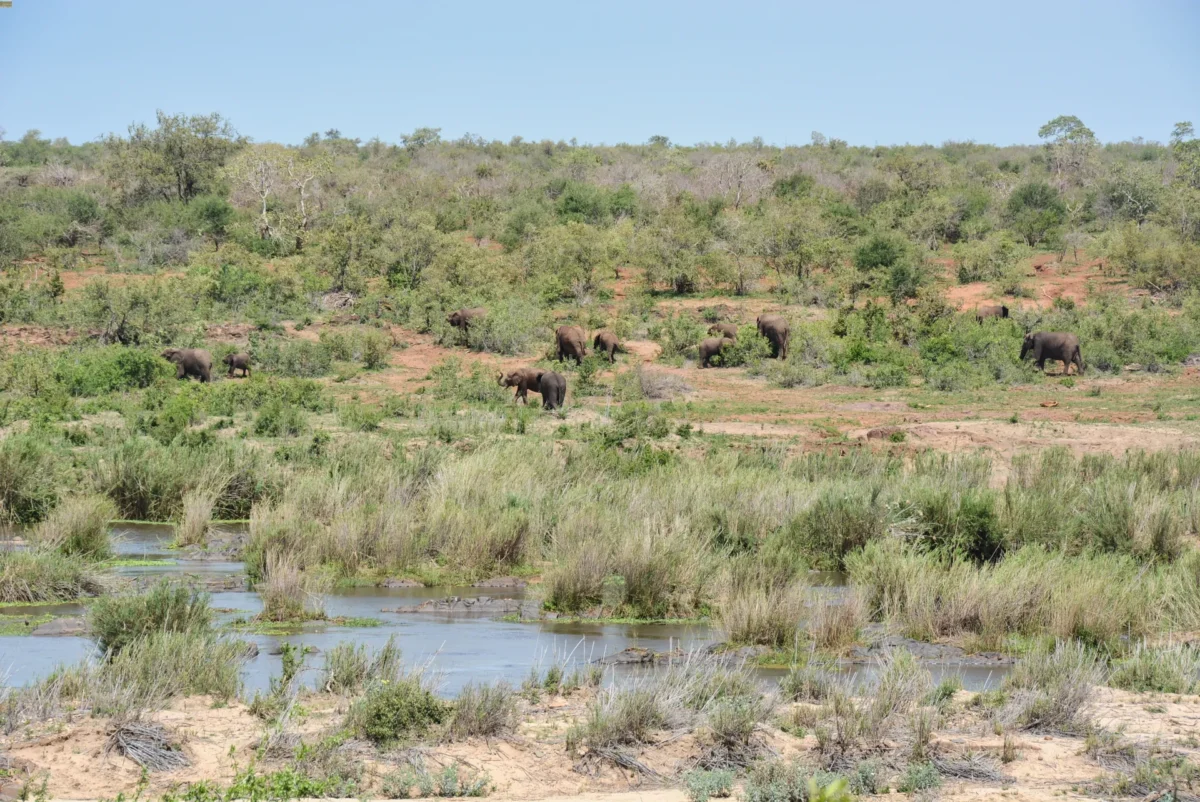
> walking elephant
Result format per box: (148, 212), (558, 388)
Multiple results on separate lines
(447, 308), (486, 342)
(1020, 331), (1083, 375)
(498, 366), (544, 404)
(698, 337), (728, 368)
(223, 352), (251, 378)
(538, 370), (566, 410)
(555, 325), (588, 365)
(756, 315), (790, 360)
(162, 348), (213, 383)
(708, 323), (738, 340)
(976, 305), (1009, 323)
(593, 330), (620, 363)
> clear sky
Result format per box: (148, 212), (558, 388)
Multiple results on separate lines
(1, 0), (1196, 148)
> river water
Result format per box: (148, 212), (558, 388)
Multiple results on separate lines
(1, 525), (1009, 696)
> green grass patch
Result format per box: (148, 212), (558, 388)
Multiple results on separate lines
(0, 613), (55, 635)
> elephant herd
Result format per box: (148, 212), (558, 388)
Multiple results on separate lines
(160, 348), (251, 382)
(698, 315), (791, 368)
(158, 307), (1084, 408)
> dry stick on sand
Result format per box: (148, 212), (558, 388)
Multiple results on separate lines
(106, 720), (189, 772)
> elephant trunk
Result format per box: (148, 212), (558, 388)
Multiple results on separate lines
(496, 372), (506, 386)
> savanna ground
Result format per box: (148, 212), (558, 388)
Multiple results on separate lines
(2, 117), (1200, 800)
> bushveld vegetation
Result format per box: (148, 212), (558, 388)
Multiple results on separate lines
(4, 115), (1200, 799)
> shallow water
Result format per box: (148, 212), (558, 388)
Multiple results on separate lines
(4, 525), (1010, 696)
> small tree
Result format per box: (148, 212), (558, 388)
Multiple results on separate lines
(1038, 115), (1097, 188)
(1006, 182), (1067, 247)
(191, 196), (234, 250)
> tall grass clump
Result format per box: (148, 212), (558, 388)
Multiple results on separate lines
(847, 540), (1172, 646)
(568, 654), (765, 755)
(32, 494), (115, 560)
(1108, 643), (1200, 694)
(807, 589), (867, 651)
(88, 580), (213, 657)
(257, 551), (330, 622)
(103, 630), (247, 708)
(177, 484), (220, 547)
(2, 630), (246, 727)
(0, 549), (104, 603)
(450, 680), (520, 739)
(716, 581), (805, 648)
(0, 435), (63, 524)
(999, 641), (1102, 732)
(321, 635), (402, 695)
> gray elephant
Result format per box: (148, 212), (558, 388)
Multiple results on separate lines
(223, 352), (251, 378)
(976, 305), (1009, 323)
(162, 348), (213, 383)
(447, 307), (486, 342)
(555, 325), (588, 365)
(708, 323), (738, 340)
(538, 370), (566, 410)
(498, 366), (544, 404)
(699, 337), (728, 368)
(1021, 331), (1083, 375)
(756, 314), (790, 360)
(593, 330), (620, 363)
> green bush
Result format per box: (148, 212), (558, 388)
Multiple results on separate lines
(54, 346), (173, 396)
(897, 762), (941, 793)
(347, 676), (450, 745)
(684, 769), (734, 802)
(0, 434), (63, 524)
(88, 580), (214, 657)
(254, 398), (308, 437)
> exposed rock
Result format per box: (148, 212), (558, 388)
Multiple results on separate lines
(132, 573), (248, 593)
(1185, 353), (1200, 368)
(380, 577), (424, 589)
(472, 577), (528, 589)
(864, 426), (904, 440)
(594, 646), (685, 665)
(702, 643), (774, 664)
(847, 634), (1015, 665)
(30, 617), (88, 637)
(383, 596), (537, 617)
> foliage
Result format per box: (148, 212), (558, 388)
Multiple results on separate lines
(88, 580), (214, 657)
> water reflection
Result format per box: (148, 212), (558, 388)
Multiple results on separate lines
(3, 524), (1009, 696)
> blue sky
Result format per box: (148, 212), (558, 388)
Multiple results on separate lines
(1, 0), (1196, 147)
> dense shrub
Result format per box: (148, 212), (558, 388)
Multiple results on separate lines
(88, 580), (214, 657)
(347, 676), (450, 745)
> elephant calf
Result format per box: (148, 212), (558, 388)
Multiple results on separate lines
(162, 348), (213, 383)
(756, 314), (790, 360)
(1021, 331), (1083, 375)
(593, 330), (620, 363)
(223, 352), (251, 378)
(498, 366), (544, 404)
(976, 304), (1009, 323)
(699, 336), (728, 368)
(708, 323), (738, 340)
(538, 370), (566, 410)
(556, 325), (588, 365)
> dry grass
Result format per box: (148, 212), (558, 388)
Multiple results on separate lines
(257, 551), (331, 622)
(32, 494), (115, 559)
(807, 589), (866, 651)
(716, 581), (806, 648)
(177, 485), (219, 547)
